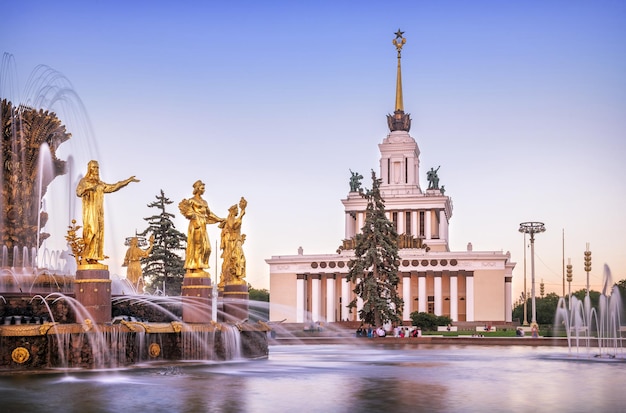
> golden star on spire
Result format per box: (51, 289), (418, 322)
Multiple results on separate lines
(393, 29), (406, 54)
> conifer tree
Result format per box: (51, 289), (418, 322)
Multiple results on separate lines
(347, 170), (403, 327)
(139, 190), (187, 295)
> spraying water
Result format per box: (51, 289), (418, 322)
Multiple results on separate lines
(554, 264), (624, 358)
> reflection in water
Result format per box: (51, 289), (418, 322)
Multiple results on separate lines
(0, 344), (624, 412)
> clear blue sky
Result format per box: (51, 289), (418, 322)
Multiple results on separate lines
(2, 1), (625, 297)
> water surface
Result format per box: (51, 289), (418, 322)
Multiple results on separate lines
(0, 344), (623, 412)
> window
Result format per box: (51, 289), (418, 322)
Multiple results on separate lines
(405, 157), (408, 183)
(428, 295), (435, 314)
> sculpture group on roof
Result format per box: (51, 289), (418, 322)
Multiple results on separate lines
(349, 169), (363, 192)
(427, 166), (441, 190)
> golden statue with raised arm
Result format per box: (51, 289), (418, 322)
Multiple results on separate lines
(123, 235), (154, 293)
(76, 160), (139, 265)
(179, 180), (224, 275)
(219, 197), (247, 287)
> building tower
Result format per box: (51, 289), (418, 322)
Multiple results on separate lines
(267, 30), (515, 326)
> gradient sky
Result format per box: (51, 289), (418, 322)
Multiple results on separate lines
(2, 1), (625, 299)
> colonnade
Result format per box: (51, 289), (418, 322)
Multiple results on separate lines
(345, 209), (448, 243)
(295, 270), (488, 324)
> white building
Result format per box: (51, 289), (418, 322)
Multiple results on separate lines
(266, 32), (515, 324)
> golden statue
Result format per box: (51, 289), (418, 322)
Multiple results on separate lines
(76, 160), (139, 265)
(219, 197), (247, 286)
(123, 235), (154, 293)
(178, 180), (223, 274)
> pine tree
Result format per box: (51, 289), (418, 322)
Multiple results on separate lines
(139, 190), (187, 295)
(347, 170), (403, 327)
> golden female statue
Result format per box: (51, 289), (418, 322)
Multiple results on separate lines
(219, 197), (247, 286)
(76, 160), (139, 264)
(122, 235), (154, 293)
(178, 180), (223, 274)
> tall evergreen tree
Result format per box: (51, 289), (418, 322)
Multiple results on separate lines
(347, 170), (403, 327)
(139, 190), (187, 295)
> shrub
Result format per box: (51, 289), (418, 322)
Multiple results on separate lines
(410, 312), (452, 331)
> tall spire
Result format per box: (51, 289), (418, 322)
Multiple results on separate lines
(387, 29), (411, 132)
(394, 29), (405, 112)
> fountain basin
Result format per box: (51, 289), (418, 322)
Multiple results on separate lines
(0, 320), (269, 370)
(0, 292), (269, 370)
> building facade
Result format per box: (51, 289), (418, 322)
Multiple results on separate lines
(266, 32), (515, 324)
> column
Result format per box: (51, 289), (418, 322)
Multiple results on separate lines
(418, 273), (426, 313)
(381, 156), (389, 183)
(357, 212), (364, 234)
(357, 296), (364, 321)
(345, 212), (353, 240)
(450, 272), (458, 322)
(311, 274), (321, 322)
(296, 274), (306, 323)
(402, 273), (411, 321)
(341, 275), (351, 321)
(411, 211), (418, 238)
(505, 276), (512, 323)
(397, 210), (404, 234)
(425, 210), (432, 240)
(222, 283), (249, 323)
(181, 275), (212, 323)
(434, 272), (442, 316)
(439, 211), (447, 241)
(465, 272), (474, 322)
(326, 274), (336, 322)
(75, 268), (111, 324)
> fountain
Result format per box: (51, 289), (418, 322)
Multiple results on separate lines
(555, 264), (624, 359)
(0, 98), (75, 294)
(0, 51), (624, 413)
(0, 59), (268, 370)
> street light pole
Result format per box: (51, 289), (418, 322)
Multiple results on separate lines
(519, 222), (546, 325)
(584, 243), (592, 295)
(566, 258), (573, 308)
(522, 232), (528, 326)
(562, 229), (565, 297)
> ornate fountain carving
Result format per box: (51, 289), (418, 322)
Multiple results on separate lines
(1, 99), (71, 264)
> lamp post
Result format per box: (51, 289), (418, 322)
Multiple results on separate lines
(566, 258), (573, 308)
(522, 232), (528, 326)
(583, 243), (591, 294)
(519, 222), (546, 325)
